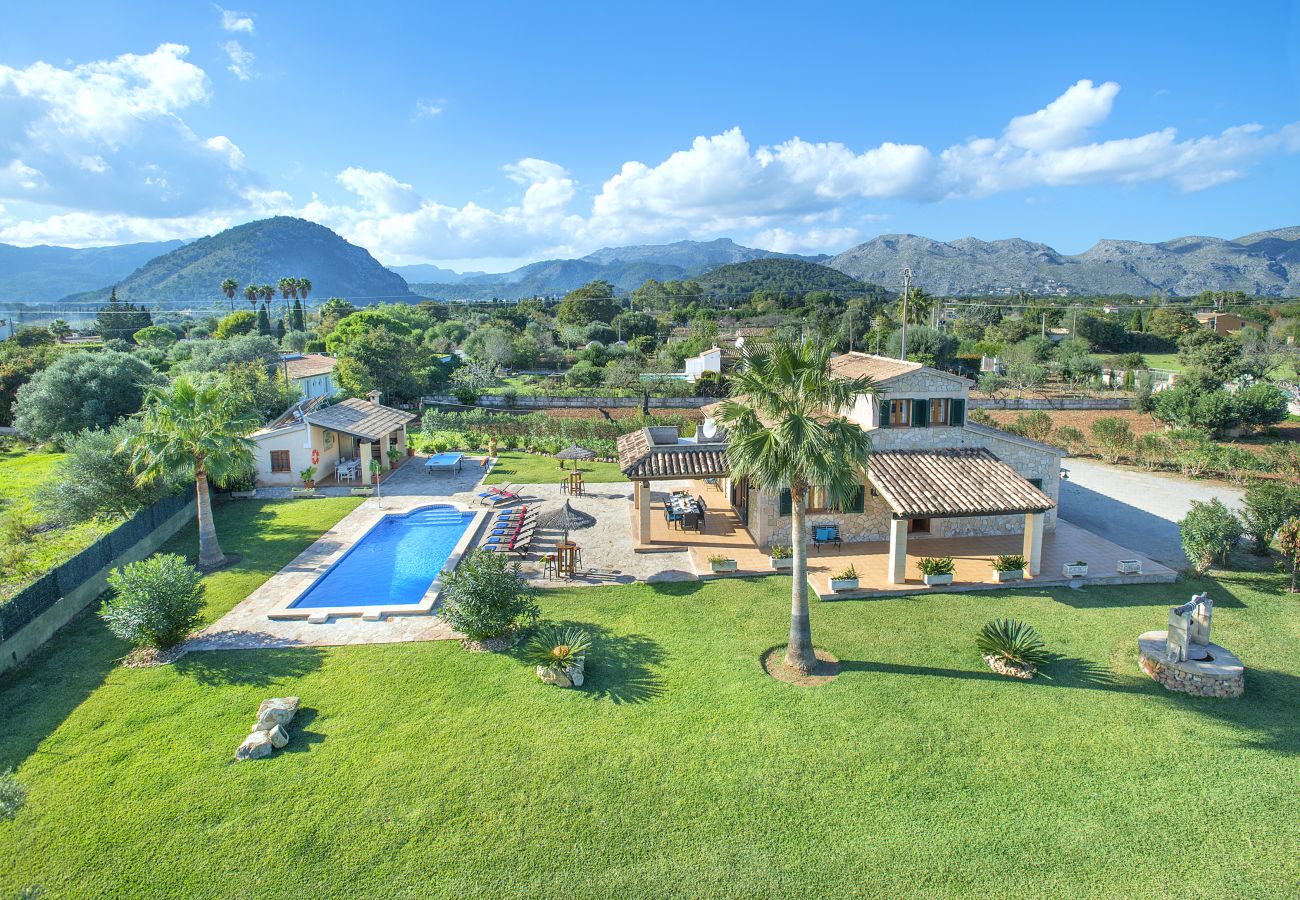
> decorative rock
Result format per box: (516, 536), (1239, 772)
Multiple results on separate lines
(254, 697), (300, 732)
(983, 654), (1035, 680)
(268, 724), (290, 749)
(536, 665), (573, 688)
(568, 658), (585, 688)
(236, 730), (273, 761)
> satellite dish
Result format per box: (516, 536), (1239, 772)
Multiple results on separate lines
(701, 419), (718, 440)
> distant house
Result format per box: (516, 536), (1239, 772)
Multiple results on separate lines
(1194, 312), (1247, 337)
(279, 353), (338, 400)
(250, 392), (414, 487)
(682, 346), (734, 382)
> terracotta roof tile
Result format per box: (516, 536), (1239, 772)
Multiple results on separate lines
(280, 353), (336, 379)
(617, 428), (730, 480)
(867, 447), (1054, 518)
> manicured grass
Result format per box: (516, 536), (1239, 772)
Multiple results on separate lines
(1140, 352), (1183, 372)
(0, 444), (112, 600)
(483, 449), (627, 485)
(1, 496), (1296, 898)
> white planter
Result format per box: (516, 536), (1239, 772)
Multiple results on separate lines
(770, 557), (793, 571)
(993, 569), (1023, 583)
(290, 487), (316, 498)
(231, 490), (256, 500)
(1116, 559), (1142, 575)
(349, 486), (374, 496)
(923, 573), (954, 586)
(1062, 564), (1088, 578)
(829, 577), (859, 592)
(710, 560), (738, 574)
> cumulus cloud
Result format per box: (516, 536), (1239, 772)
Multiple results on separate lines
(0, 44), (265, 218)
(222, 40), (255, 80)
(412, 99), (443, 121)
(218, 6), (255, 33)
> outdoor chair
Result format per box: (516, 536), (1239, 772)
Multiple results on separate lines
(665, 507), (683, 529)
(811, 524), (841, 552)
(696, 495), (707, 511)
(480, 487), (522, 507)
(682, 510), (700, 532)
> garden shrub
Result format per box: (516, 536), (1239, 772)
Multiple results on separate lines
(100, 553), (205, 649)
(976, 619), (1049, 669)
(1180, 499), (1243, 574)
(438, 549), (539, 640)
(1239, 480), (1300, 555)
(967, 407), (994, 426)
(1006, 410), (1054, 442)
(1233, 382), (1289, 432)
(1089, 416), (1135, 464)
(1052, 426), (1086, 454)
(526, 625), (592, 670)
(0, 768), (26, 821)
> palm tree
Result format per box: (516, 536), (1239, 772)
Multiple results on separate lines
(243, 284), (258, 311)
(715, 339), (878, 674)
(899, 286), (934, 326)
(123, 377), (260, 569)
(258, 284), (275, 306)
(48, 319), (71, 343)
(221, 278), (239, 312)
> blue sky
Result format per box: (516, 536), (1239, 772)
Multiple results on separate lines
(2, 1), (1299, 270)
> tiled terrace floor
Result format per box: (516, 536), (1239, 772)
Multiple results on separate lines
(630, 479), (1177, 597)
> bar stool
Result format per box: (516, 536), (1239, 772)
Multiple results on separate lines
(541, 553), (557, 579)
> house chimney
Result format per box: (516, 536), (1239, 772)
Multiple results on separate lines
(367, 390), (382, 406)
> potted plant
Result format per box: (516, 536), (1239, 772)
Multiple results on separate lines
(829, 564), (859, 593)
(769, 544), (794, 571)
(1062, 559), (1089, 578)
(918, 556), (955, 586)
(1116, 559), (1143, 575)
(528, 624), (591, 688)
(992, 554), (1026, 582)
(369, 458), (382, 484)
(708, 554), (738, 574)
(388, 449), (402, 470)
(292, 465), (317, 497)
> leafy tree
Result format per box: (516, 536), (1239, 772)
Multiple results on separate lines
(884, 325), (957, 366)
(1177, 329), (1241, 382)
(1152, 383), (1239, 435)
(437, 548), (539, 640)
(463, 324), (519, 370)
(1278, 518), (1300, 592)
(38, 422), (172, 523)
(564, 359), (603, 388)
(1232, 382), (1288, 432)
(325, 308), (412, 352)
(556, 280), (619, 326)
(132, 325), (177, 350)
(715, 339), (878, 675)
(95, 289), (153, 342)
(1238, 480), (1300, 555)
(612, 310), (658, 342)
(47, 319), (71, 343)
(1179, 498), (1242, 574)
(0, 342), (55, 426)
(334, 328), (428, 404)
(1132, 370), (1155, 413)
(1146, 306), (1198, 342)
(13, 326), (54, 348)
(124, 376), (260, 568)
(222, 360), (300, 421)
(101, 553), (205, 649)
(317, 297), (356, 332)
(177, 334), (280, 374)
(14, 350), (158, 441)
(214, 310), (257, 339)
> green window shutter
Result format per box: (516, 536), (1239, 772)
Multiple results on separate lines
(912, 399), (929, 427)
(847, 485), (865, 513)
(951, 398), (966, 426)
(879, 400), (890, 428)
(779, 489), (792, 517)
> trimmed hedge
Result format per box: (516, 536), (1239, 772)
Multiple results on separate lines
(0, 491), (189, 641)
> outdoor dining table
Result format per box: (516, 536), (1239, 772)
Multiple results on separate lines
(336, 459), (361, 483)
(555, 541), (580, 578)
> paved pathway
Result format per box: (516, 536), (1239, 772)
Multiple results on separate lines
(1058, 458), (1245, 568)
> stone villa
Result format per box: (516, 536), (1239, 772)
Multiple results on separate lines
(618, 352), (1066, 583)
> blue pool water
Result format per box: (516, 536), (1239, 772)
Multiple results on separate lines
(289, 504), (475, 609)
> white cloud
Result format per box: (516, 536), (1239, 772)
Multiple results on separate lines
(1004, 79), (1119, 151)
(412, 99), (443, 121)
(218, 7), (255, 34)
(753, 226), (866, 255)
(222, 40), (254, 80)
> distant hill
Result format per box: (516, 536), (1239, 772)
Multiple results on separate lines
(389, 263), (487, 284)
(66, 217), (414, 307)
(581, 237), (790, 269)
(827, 228), (1300, 297)
(691, 258), (880, 299)
(0, 240), (184, 302)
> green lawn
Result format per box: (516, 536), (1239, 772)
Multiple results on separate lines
(1, 499), (1296, 896)
(1140, 352), (1184, 372)
(0, 444), (113, 600)
(483, 449), (627, 485)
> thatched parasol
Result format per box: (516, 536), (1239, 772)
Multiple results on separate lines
(555, 443), (597, 470)
(540, 498), (597, 543)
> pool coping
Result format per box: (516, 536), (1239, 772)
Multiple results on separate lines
(267, 502), (490, 623)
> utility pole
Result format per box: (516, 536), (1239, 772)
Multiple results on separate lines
(900, 267), (912, 361)
(1041, 311), (1046, 339)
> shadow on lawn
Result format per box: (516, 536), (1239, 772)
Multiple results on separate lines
(837, 655), (1122, 691)
(519, 621), (666, 704)
(175, 647), (326, 687)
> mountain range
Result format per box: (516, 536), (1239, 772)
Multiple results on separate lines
(827, 228), (1300, 297)
(3, 218), (1299, 307)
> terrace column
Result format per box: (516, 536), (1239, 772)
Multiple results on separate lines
(395, 426), (406, 459)
(360, 441), (373, 483)
(638, 481), (652, 543)
(1023, 511), (1045, 576)
(888, 518), (908, 585)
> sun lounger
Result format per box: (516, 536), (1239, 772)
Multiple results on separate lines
(479, 486), (522, 507)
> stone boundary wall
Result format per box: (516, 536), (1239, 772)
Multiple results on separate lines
(424, 394), (716, 409)
(970, 397), (1133, 411)
(0, 497), (196, 675)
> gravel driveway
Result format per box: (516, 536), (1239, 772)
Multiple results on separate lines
(1058, 458), (1245, 568)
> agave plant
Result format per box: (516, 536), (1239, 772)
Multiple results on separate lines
(976, 619), (1050, 669)
(526, 625), (592, 670)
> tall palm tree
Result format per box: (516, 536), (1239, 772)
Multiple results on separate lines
(243, 284), (258, 311)
(715, 339), (878, 674)
(899, 286), (934, 326)
(123, 377), (260, 569)
(278, 278), (298, 330)
(296, 277), (312, 308)
(258, 284), (275, 306)
(221, 278), (239, 312)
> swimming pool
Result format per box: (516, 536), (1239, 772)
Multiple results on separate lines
(272, 503), (486, 620)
